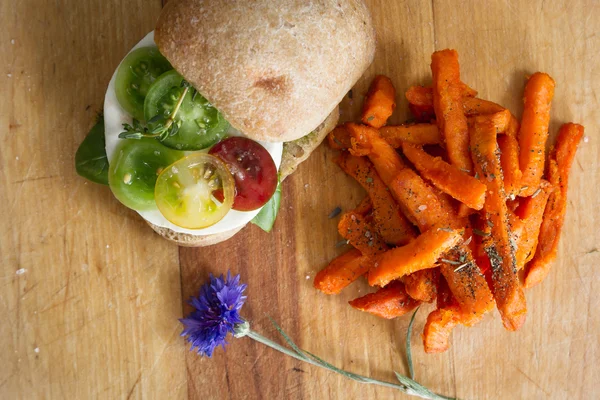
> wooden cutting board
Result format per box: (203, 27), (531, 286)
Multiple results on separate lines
(1, 1), (598, 399)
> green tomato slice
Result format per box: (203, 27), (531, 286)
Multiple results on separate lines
(109, 139), (182, 211)
(144, 70), (230, 151)
(154, 153), (235, 229)
(115, 47), (172, 121)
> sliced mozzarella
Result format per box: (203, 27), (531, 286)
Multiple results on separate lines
(104, 31), (283, 235)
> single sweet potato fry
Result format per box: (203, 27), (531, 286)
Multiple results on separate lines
(353, 195), (373, 217)
(431, 49), (472, 172)
(407, 84), (477, 122)
(314, 249), (372, 295)
(422, 273), (489, 353)
(439, 247), (495, 316)
(422, 306), (461, 353)
(507, 209), (526, 267)
(499, 115), (523, 198)
(328, 125), (353, 150)
(368, 227), (463, 287)
(379, 124), (441, 146)
(463, 97), (505, 116)
(336, 153), (415, 245)
(401, 142), (487, 210)
(470, 113), (527, 331)
(468, 108), (511, 134)
(405, 86), (436, 122)
(362, 75), (396, 128)
(518, 72), (556, 196)
(349, 280), (420, 319)
(389, 168), (456, 231)
(405, 85), (434, 107)
(338, 211), (388, 257)
(404, 268), (438, 303)
(422, 301), (487, 353)
(514, 180), (553, 269)
(346, 123), (406, 184)
(525, 123), (583, 288)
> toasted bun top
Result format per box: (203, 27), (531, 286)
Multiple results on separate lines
(155, 0), (375, 142)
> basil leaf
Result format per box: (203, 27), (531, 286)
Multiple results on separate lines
(75, 118), (109, 185)
(251, 180), (281, 232)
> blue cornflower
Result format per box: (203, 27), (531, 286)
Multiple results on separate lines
(180, 272), (247, 357)
(179, 272), (449, 400)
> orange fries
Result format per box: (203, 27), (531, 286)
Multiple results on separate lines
(316, 52), (583, 353)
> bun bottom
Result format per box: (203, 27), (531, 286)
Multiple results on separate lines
(147, 221), (244, 247)
(146, 106), (339, 246)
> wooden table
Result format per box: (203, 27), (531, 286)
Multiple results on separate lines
(2, 1), (599, 399)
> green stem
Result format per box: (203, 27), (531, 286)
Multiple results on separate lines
(245, 329), (416, 393)
(163, 86), (189, 130)
(139, 86), (189, 139)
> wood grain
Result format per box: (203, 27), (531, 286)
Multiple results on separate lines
(0, 1), (185, 399)
(2, 0), (599, 399)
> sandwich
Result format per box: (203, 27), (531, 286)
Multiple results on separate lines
(75, 0), (376, 246)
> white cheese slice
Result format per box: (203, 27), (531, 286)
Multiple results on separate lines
(104, 31), (283, 236)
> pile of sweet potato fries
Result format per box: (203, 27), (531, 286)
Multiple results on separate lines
(314, 49), (584, 353)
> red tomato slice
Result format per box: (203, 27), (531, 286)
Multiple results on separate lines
(209, 137), (278, 211)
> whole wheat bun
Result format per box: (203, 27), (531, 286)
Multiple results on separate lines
(155, 0), (375, 142)
(149, 107), (339, 246)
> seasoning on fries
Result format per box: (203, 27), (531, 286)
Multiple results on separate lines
(314, 49), (584, 353)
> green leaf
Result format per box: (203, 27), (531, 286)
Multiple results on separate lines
(75, 118), (109, 185)
(150, 124), (166, 134)
(251, 179), (281, 232)
(148, 114), (165, 124)
(406, 306), (419, 380)
(132, 118), (144, 131)
(168, 122), (180, 137)
(118, 131), (144, 140)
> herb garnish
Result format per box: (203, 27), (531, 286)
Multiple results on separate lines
(328, 206), (342, 219)
(441, 258), (462, 266)
(473, 228), (491, 237)
(454, 262), (470, 273)
(119, 80), (196, 142)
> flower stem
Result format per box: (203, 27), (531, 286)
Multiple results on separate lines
(245, 329), (424, 395)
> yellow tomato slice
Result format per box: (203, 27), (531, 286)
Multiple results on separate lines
(155, 153), (235, 229)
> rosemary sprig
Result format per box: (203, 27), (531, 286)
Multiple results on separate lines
(119, 80), (196, 142)
(233, 314), (456, 400)
(473, 228), (491, 237)
(441, 258), (462, 266)
(454, 262), (470, 273)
